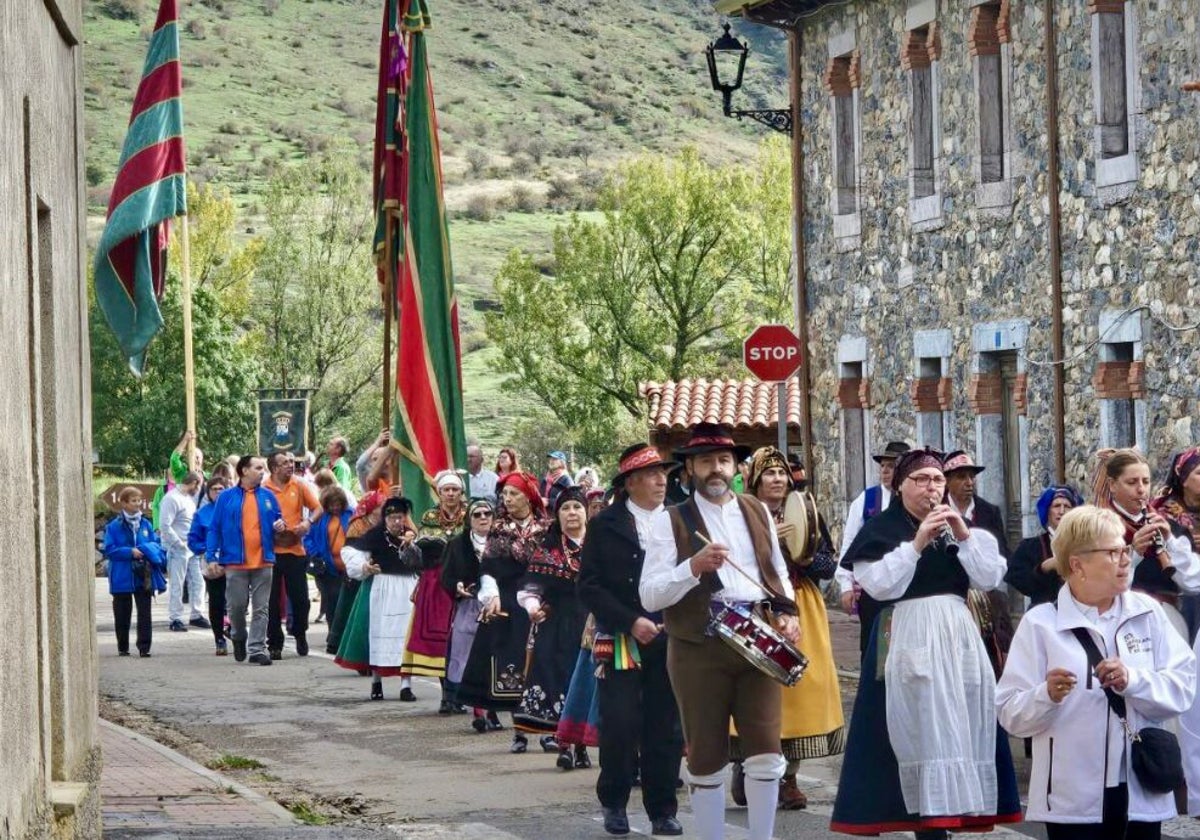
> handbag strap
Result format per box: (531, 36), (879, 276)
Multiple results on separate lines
(1069, 626), (1128, 721)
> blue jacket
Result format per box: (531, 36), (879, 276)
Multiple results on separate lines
(188, 503), (217, 556)
(303, 511), (352, 576)
(204, 484), (281, 566)
(103, 515), (167, 595)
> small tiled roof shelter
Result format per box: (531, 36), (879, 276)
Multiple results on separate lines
(640, 378), (803, 454)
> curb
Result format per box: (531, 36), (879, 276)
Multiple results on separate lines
(99, 717), (297, 825)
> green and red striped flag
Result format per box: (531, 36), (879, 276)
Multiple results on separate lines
(376, 0), (467, 516)
(94, 0), (187, 375)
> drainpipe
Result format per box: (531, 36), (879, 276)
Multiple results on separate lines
(788, 28), (815, 478)
(1044, 0), (1066, 481)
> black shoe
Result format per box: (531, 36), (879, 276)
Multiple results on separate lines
(556, 749), (574, 770)
(325, 646), (338, 655)
(451, 703), (469, 714)
(189, 616), (211, 629)
(268, 648), (282, 661)
(370, 681), (384, 701)
(138, 650), (151, 658)
(471, 716), (488, 734)
(169, 620), (188, 632)
(399, 687), (416, 702)
(248, 653), (273, 666)
(650, 816), (683, 836)
(510, 735), (527, 754)
(486, 711), (504, 731)
(295, 635), (308, 657)
(118, 650), (130, 657)
(356, 667), (372, 677)
(539, 735), (558, 753)
(438, 700), (454, 715)
(602, 807), (630, 835)
(233, 640), (247, 662)
(574, 746), (591, 769)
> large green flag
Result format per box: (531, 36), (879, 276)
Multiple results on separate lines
(376, 0), (466, 517)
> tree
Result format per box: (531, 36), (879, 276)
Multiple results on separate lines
(485, 140), (792, 451)
(252, 149), (383, 439)
(91, 278), (264, 474)
(171, 181), (261, 320)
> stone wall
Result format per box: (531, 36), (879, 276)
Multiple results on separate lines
(0, 1), (101, 838)
(782, 0), (1200, 539)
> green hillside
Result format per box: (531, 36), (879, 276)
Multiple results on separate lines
(83, 0), (788, 452)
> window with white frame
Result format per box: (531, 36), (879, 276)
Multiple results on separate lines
(824, 51), (859, 216)
(1090, 0), (1138, 194)
(901, 6), (942, 227)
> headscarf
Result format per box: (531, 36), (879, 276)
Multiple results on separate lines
(1150, 447), (1200, 539)
(466, 497), (494, 551)
(747, 446), (790, 492)
(554, 485), (588, 517)
(497, 470), (546, 518)
(892, 447), (945, 492)
(1035, 485), (1084, 530)
(347, 496), (420, 573)
(435, 469), (464, 492)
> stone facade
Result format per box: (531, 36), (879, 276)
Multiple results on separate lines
(758, 0), (1200, 542)
(1, 1), (101, 838)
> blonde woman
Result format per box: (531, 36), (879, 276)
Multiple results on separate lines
(997, 505), (1196, 839)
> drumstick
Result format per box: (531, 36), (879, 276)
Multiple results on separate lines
(693, 531), (776, 600)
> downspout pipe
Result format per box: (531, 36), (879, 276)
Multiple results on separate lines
(1045, 0), (1066, 481)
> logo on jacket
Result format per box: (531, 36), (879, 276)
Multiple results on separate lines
(1123, 632), (1151, 654)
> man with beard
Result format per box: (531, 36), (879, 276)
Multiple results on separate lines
(578, 443), (684, 836)
(640, 424), (799, 840)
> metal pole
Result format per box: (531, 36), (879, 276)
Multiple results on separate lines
(1044, 0), (1066, 482)
(777, 380), (788, 455)
(787, 28), (814, 477)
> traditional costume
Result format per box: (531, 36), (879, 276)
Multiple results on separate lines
(399, 472), (465, 689)
(325, 492), (386, 656)
(555, 614), (600, 750)
(730, 447), (844, 811)
(831, 448), (1021, 836)
(513, 486), (591, 768)
(439, 497), (491, 714)
(1151, 447), (1200, 640)
(334, 498), (424, 700)
(456, 472), (548, 733)
(1006, 485), (1082, 607)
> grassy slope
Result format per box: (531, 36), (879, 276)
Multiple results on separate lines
(83, 0), (787, 449)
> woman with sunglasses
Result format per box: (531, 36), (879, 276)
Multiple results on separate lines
(831, 448), (1020, 838)
(441, 497), (502, 733)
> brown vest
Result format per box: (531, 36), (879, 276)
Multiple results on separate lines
(664, 494), (790, 642)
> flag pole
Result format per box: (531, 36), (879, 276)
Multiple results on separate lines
(180, 211), (197, 466)
(382, 209), (394, 433)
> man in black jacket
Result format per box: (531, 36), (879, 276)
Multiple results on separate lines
(942, 451), (1011, 557)
(577, 443), (683, 837)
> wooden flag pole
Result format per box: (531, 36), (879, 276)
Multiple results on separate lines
(180, 211), (197, 467)
(382, 211), (394, 435)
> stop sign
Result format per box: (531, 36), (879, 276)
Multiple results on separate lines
(743, 324), (802, 381)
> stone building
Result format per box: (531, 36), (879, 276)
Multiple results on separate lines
(1, 1), (102, 838)
(718, 0), (1200, 548)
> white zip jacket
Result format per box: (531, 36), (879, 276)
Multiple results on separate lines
(996, 587), (1196, 824)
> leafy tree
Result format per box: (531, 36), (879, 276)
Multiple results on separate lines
(171, 181), (261, 319)
(91, 278), (264, 475)
(252, 149), (383, 440)
(485, 140), (792, 451)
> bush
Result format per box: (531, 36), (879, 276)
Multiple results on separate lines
(509, 186), (543, 213)
(508, 153), (534, 176)
(187, 19), (207, 39)
(466, 148), (489, 177)
(101, 0), (143, 21)
(262, 0), (279, 13)
(464, 195), (497, 222)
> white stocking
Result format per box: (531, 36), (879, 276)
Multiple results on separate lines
(688, 784), (726, 840)
(743, 753), (785, 840)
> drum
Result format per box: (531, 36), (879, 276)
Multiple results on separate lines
(709, 602), (809, 687)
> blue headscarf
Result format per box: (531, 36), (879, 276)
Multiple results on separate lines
(1035, 485), (1084, 530)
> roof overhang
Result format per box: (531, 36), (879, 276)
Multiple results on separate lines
(713, 0), (837, 28)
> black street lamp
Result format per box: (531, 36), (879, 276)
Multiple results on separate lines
(705, 23), (792, 135)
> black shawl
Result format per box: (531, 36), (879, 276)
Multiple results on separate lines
(347, 522), (423, 576)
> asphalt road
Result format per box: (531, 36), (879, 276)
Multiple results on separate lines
(94, 581), (1200, 839)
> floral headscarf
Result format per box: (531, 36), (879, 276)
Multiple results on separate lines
(1150, 447), (1200, 538)
(747, 446), (791, 492)
(1035, 485), (1083, 530)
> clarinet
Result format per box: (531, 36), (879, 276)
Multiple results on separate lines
(1142, 500), (1167, 559)
(928, 498), (960, 558)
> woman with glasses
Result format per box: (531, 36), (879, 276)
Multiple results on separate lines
(998, 505), (1196, 839)
(1006, 486), (1084, 607)
(1094, 449), (1200, 640)
(831, 448), (1020, 838)
(440, 497), (502, 733)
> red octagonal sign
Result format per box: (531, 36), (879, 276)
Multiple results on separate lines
(743, 324), (803, 382)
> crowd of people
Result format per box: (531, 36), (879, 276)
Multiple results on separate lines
(99, 423), (1200, 838)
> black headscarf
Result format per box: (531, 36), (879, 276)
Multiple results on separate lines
(347, 497), (421, 575)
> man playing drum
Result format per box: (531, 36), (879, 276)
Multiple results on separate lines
(640, 423), (800, 840)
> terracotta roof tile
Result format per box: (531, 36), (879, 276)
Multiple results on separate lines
(639, 378), (802, 432)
